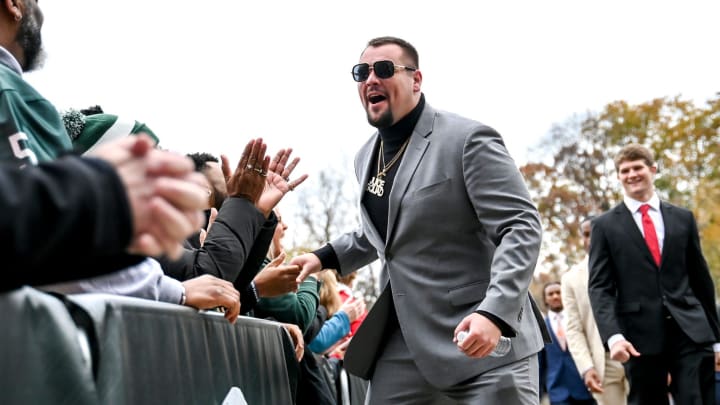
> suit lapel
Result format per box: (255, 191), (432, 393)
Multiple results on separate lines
(386, 106), (435, 246)
(659, 201), (673, 266)
(544, 316), (561, 351)
(617, 202), (665, 268)
(615, 203), (658, 267)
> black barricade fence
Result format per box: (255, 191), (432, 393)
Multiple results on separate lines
(0, 287), (298, 405)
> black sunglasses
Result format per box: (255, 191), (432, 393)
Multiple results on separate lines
(351, 60), (417, 82)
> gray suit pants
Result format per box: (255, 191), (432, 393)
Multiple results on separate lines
(366, 326), (540, 405)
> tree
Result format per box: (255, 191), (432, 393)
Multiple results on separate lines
(294, 168), (355, 246)
(292, 165), (380, 307)
(521, 94), (720, 294)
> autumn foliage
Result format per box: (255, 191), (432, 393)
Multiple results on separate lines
(522, 94), (720, 295)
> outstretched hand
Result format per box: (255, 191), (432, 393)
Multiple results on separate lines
(253, 252), (302, 297)
(290, 253), (322, 284)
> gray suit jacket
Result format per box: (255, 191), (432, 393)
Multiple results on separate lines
(331, 103), (546, 388)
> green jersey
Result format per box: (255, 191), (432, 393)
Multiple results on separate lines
(0, 63), (72, 167)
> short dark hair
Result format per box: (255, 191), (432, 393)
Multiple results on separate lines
(366, 36), (419, 69)
(614, 143), (655, 171)
(186, 152), (219, 172)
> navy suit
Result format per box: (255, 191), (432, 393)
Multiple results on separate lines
(540, 314), (595, 405)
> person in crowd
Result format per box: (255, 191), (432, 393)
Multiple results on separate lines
(251, 208), (318, 333)
(292, 36), (548, 403)
(239, 207), (303, 314)
(1, 0), (306, 316)
(307, 270), (366, 355)
(62, 106), (159, 155)
(186, 152), (227, 218)
(589, 143), (720, 405)
(1, 134), (207, 291)
(539, 282), (596, 405)
(247, 207), (337, 405)
(42, 261), (242, 324)
(332, 270), (369, 348)
(0, 0), (71, 166)
(304, 269), (367, 405)
(0, 0), (246, 319)
(48, 107), (249, 321)
(562, 216), (628, 404)
(159, 142), (308, 296)
(0, 0), (209, 264)
(185, 155), (304, 313)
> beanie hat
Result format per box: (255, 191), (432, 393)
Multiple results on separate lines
(62, 109), (159, 155)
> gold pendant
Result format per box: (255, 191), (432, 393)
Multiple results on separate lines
(367, 176), (385, 197)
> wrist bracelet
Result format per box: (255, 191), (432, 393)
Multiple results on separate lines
(180, 285), (187, 306)
(250, 281), (260, 302)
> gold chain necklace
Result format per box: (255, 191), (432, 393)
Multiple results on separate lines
(367, 137), (410, 197)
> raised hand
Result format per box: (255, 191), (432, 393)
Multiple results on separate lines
(226, 138), (269, 211)
(256, 148), (309, 215)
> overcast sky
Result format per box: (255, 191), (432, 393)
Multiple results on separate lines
(26, 0), (719, 235)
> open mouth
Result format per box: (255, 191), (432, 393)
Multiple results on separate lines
(368, 95), (386, 105)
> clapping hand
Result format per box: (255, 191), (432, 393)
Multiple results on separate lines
(225, 138), (269, 209)
(256, 148), (308, 215)
(88, 133), (208, 260)
(339, 297), (366, 323)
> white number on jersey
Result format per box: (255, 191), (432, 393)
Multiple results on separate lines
(8, 132), (38, 165)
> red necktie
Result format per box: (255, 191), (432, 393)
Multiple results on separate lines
(555, 313), (567, 351)
(639, 204), (661, 266)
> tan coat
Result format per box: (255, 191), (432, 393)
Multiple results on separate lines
(562, 257), (627, 405)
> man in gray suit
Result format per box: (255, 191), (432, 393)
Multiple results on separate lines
(293, 36), (548, 404)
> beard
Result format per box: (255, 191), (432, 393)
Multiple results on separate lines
(16, 14), (45, 72)
(366, 108), (394, 129)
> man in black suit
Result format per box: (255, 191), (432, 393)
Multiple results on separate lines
(588, 143), (720, 405)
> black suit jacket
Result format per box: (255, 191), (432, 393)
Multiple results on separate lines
(588, 201), (720, 354)
(2, 155), (143, 292)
